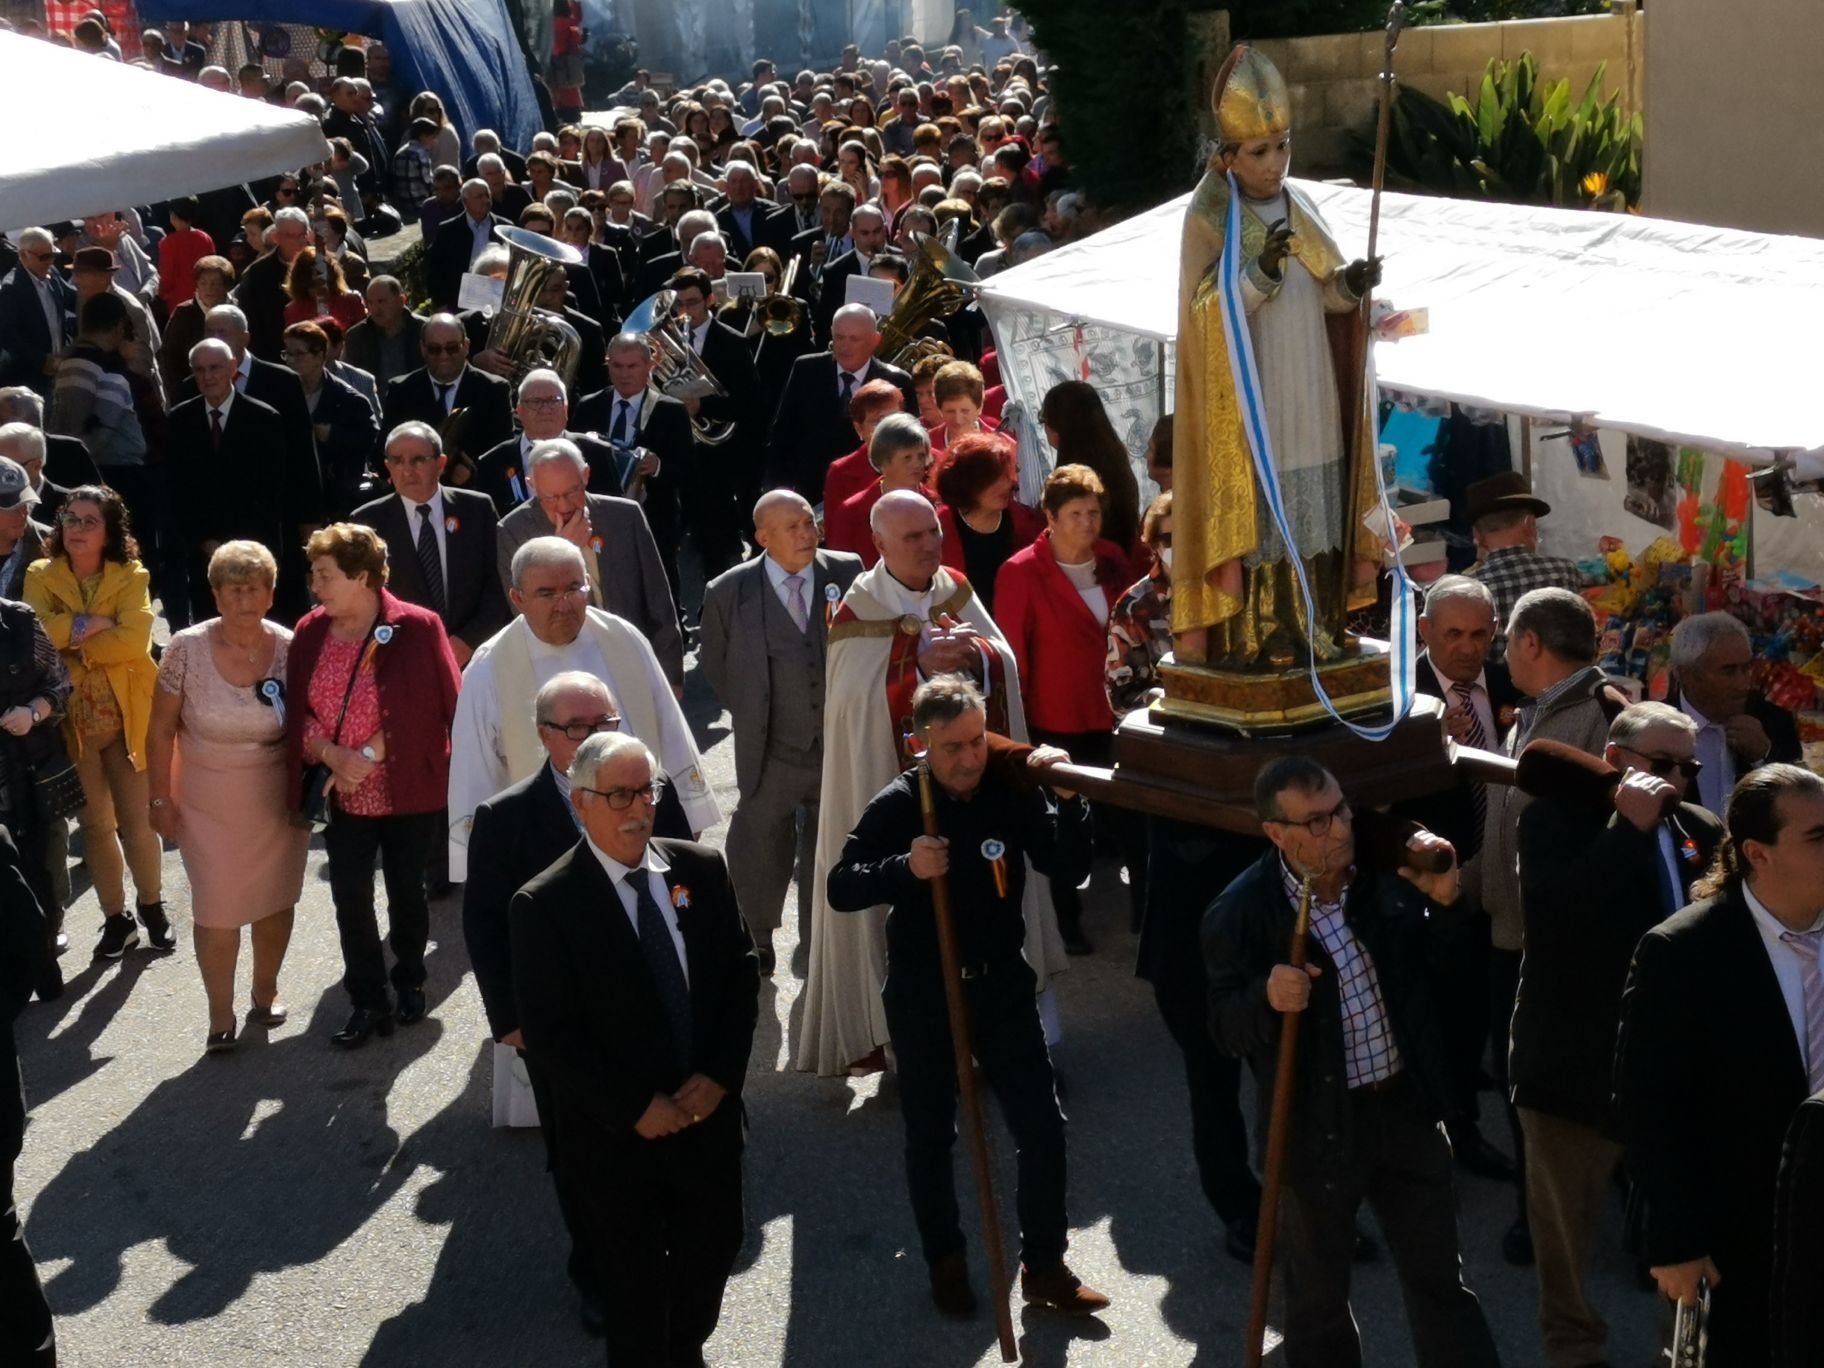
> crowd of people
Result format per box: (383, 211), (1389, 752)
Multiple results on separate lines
(2, 11), (1822, 1368)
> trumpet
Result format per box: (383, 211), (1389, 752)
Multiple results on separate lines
(626, 287), (735, 446)
(1664, 1280), (1708, 1368)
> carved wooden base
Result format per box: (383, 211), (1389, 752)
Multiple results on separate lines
(1157, 642), (1395, 735)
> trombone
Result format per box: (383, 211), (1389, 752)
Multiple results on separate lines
(754, 256), (803, 363)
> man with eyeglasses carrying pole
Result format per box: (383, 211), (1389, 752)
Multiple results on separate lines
(462, 670), (625, 1336)
(1507, 703), (1721, 1368)
(1203, 756), (1500, 1367)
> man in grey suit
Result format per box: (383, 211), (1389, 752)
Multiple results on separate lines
(497, 438), (684, 691)
(699, 490), (862, 973)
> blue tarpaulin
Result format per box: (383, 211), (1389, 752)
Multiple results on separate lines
(137, 0), (542, 151)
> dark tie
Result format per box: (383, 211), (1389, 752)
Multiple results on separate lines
(415, 503), (446, 618)
(838, 369), (854, 417)
(210, 408), (224, 449)
(436, 382), (452, 414)
(611, 397), (630, 444)
(1451, 682), (1489, 849)
(625, 871), (692, 1073)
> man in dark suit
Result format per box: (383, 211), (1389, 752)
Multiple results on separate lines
(559, 209), (626, 334)
(511, 731), (759, 1368)
(812, 203), (889, 343)
(1396, 575), (1524, 1182)
(462, 138), (528, 182)
(497, 437), (683, 688)
(342, 276), (424, 387)
(470, 368), (649, 516)
(714, 161), (793, 260)
(352, 421), (507, 668)
(462, 670), (620, 1335)
(426, 181), (512, 313)
(0, 230), (75, 396)
(1616, 764), (1824, 1367)
(664, 268), (761, 584)
(169, 340), (290, 620)
(381, 314), (514, 487)
(699, 491), (861, 972)
(232, 208), (313, 360)
(0, 389), (100, 498)
(766, 305), (917, 504)
(1666, 610), (1804, 817)
(1513, 710), (1723, 1368)
(478, 157), (532, 225)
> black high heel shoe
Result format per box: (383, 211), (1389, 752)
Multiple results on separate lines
(331, 1007), (395, 1049)
(205, 1026), (238, 1055)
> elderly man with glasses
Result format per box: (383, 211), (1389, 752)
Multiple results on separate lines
(379, 312), (513, 484)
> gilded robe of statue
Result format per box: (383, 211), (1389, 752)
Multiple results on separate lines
(1171, 170), (1380, 670)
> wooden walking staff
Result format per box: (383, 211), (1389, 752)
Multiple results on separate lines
(1242, 871), (1317, 1368)
(917, 762), (1018, 1363)
(1364, 1), (1408, 311)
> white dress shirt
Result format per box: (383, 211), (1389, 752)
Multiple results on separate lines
(584, 839), (689, 985)
(466, 214), (493, 266)
(32, 273), (63, 350)
(409, 487), (449, 585)
(837, 363), (868, 399)
(606, 389), (646, 443)
(233, 352), (253, 392)
(1679, 696), (1735, 816)
(207, 386), (237, 430)
(1745, 881), (1824, 1070)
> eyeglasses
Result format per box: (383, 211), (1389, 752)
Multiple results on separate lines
(538, 714), (621, 741)
(1265, 799), (1352, 839)
(58, 512), (104, 531)
(1620, 750), (1703, 781)
(526, 584), (589, 603)
(422, 342), (466, 356)
(519, 395), (565, 410)
(576, 779), (666, 809)
(276, 186), (298, 195)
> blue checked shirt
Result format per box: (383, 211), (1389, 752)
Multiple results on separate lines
(1282, 858), (1402, 1089)
(1467, 545), (1590, 660)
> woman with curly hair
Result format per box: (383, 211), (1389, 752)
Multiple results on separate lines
(282, 246), (367, 330)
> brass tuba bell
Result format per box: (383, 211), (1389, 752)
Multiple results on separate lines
(876, 230), (980, 369)
(485, 226), (585, 392)
(627, 287), (735, 445)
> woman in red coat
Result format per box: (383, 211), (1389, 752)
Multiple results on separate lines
(282, 247), (367, 330)
(820, 378), (912, 517)
(993, 463), (1133, 953)
(934, 431), (1042, 614)
(286, 523), (460, 1048)
(823, 413), (936, 566)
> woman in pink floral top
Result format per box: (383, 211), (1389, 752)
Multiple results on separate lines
(1104, 491), (1175, 719)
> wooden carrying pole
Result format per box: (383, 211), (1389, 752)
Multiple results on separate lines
(1364, 0), (1408, 287)
(1243, 873), (1317, 1368)
(918, 763), (1018, 1363)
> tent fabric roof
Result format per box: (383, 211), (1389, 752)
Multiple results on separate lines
(0, 30), (329, 227)
(136, 0), (541, 153)
(977, 181), (1824, 461)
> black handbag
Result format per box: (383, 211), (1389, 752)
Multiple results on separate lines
(293, 626), (374, 833)
(33, 753), (86, 822)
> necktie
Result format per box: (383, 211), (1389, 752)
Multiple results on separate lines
(1779, 928), (1824, 1092)
(436, 382), (452, 414)
(785, 573), (809, 631)
(611, 397), (630, 444)
(625, 871), (692, 1073)
(1451, 681), (1490, 840)
(415, 503), (446, 618)
(210, 408), (224, 449)
(838, 369), (854, 417)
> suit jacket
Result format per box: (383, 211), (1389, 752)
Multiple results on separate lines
(714, 202), (793, 260)
(509, 837), (760, 1143)
(691, 318), (761, 447)
(342, 312), (425, 386)
(306, 371), (382, 518)
(574, 243), (625, 332)
(634, 249), (682, 303)
(766, 352), (917, 503)
(0, 267), (75, 393)
(471, 430), (638, 517)
(462, 149), (528, 181)
(461, 761), (579, 1039)
(178, 358), (324, 522)
(1774, 1090), (1824, 1366)
(0, 518), (51, 600)
(698, 549), (863, 797)
(381, 365), (514, 474)
(351, 486), (508, 652)
(1615, 887), (1812, 1363)
(1391, 652), (1522, 858)
(0, 823), (49, 1160)
(456, 301), (606, 395)
(1513, 794), (1722, 1129)
(168, 391), (289, 564)
(427, 212), (512, 311)
(43, 433), (100, 492)
(1663, 677), (1804, 769)
(496, 492), (684, 686)
(571, 388), (692, 569)
(232, 249), (292, 360)
(812, 249), (865, 340)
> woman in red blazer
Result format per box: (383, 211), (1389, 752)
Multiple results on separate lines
(934, 431), (1042, 615)
(993, 463), (1134, 953)
(823, 413), (936, 566)
(821, 378), (911, 517)
(286, 523), (461, 1048)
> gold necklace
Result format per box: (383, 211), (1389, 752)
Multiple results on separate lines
(216, 621), (262, 666)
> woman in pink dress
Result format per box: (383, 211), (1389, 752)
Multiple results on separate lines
(145, 542), (309, 1054)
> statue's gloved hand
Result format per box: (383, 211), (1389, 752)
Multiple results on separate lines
(1344, 256), (1383, 296)
(1257, 220), (1294, 280)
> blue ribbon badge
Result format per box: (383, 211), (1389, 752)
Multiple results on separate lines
(257, 677), (286, 726)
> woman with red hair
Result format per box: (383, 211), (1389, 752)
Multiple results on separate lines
(934, 431), (1040, 613)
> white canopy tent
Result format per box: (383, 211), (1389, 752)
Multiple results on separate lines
(0, 31), (329, 229)
(977, 179), (1824, 580)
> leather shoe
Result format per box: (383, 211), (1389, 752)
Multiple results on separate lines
(929, 1251), (976, 1317)
(1448, 1124), (1517, 1182)
(1502, 1216), (1534, 1266)
(577, 1289), (606, 1337)
(1020, 1261), (1110, 1315)
(396, 988), (428, 1025)
(1223, 1214), (1257, 1264)
(754, 935), (776, 977)
(331, 1007), (395, 1049)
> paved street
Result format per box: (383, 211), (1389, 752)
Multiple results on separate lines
(15, 653), (1664, 1367)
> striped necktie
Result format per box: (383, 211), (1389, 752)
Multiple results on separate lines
(415, 503), (446, 618)
(1452, 681), (1490, 840)
(1779, 928), (1824, 1092)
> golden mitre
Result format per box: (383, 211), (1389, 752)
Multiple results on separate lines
(1214, 45), (1292, 143)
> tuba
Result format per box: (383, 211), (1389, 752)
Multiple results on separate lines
(876, 230), (980, 369)
(486, 226), (584, 391)
(627, 288), (735, 445)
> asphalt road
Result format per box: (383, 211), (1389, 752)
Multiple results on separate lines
(15, 648), (1666, 1367)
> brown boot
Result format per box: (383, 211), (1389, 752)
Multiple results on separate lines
(1020, 1261), (1110, 1315)
(929, 1252), (977, 1318)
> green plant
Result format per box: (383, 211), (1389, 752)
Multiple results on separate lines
(1368, 53), (1642, 208)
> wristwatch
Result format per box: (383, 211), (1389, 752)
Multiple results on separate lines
(359, 744), (379, 762)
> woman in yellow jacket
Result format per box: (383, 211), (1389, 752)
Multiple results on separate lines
(25, 484), (172, 961)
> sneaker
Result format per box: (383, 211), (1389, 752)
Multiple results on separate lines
(1019, 1261), (1110, 1315)
(138, 901), (177, 952)
(94, 915), (141, 960)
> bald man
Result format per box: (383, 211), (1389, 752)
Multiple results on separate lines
(699, 492), (863, 972)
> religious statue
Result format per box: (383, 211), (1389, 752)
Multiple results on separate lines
(1171, 45), (1384, 676)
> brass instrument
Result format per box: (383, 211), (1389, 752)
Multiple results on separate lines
(759, 255), (804, 337)
(486, 226), (584, 391)
(876, 230), (980, 369)
(1664, 1280), (1708, 1368)
(626, 287), (735, 445)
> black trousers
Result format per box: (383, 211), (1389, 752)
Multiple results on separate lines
(1487, 945), (1528, 1221)
(323, 810), (439, 1012)
(1279, 1076), (1499, 1368)
(563, 1108), (744, 1368)
(521, 1048), (597, 1298)
(884, 959), (1068, 1270)
(1028, 728), (1143, 929)
(1, 1160), (55, 1367)
(1152, 979), (1260, 1227)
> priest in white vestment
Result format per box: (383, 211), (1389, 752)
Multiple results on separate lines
(795, 491), (1067, 1076)
(448, 537), (720, 880)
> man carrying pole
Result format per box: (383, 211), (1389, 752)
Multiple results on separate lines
(829, 675), (1110, 1330)
(1203, 756), (1499, 1367)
